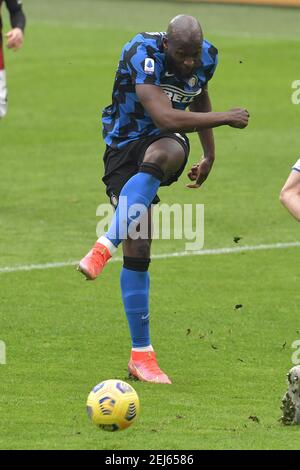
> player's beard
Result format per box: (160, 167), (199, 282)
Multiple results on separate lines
(165, 55), (195, 79)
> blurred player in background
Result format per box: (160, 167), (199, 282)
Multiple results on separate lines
(280, 159), (300, 221)
(280, 365), (300, 425)
(0, 0), (26, 118)
(78, 15), (249, 384)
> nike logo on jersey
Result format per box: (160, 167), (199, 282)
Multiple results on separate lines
(165, 71), (175, 77)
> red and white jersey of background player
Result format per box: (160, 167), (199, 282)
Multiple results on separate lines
(0, 0), (25, 117)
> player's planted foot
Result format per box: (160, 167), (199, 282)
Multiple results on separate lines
(128, 350), (172, 384)
(77, 241), (112, 280)
(280, 365), (300, 425)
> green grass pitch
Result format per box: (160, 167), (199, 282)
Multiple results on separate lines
(0, 0), (300, 450)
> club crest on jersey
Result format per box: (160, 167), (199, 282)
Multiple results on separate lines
(188, 76), (198, 87)
(144, 58), (155, 75)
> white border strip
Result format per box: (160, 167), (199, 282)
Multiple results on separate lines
(0, 242), (299, 275)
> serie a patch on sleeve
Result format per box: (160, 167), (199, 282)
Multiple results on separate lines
(144, 58), (155, 75)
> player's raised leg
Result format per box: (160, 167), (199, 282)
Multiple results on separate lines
(280, 159), (300, 222)
(77, 165), (162, 279)
(78, 137), (185, 280)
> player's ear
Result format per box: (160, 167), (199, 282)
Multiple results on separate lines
(163, 37), (168, 50)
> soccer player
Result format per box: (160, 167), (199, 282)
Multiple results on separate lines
(78, 15), (249, 384)
(280, 159), (300, 221)
(0, 0), (26, 118)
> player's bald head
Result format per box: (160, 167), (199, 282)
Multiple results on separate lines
(167, 15), (203, 47)
(164, 15), (203, 78)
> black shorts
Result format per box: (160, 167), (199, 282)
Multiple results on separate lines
(102, 133), (190, 206)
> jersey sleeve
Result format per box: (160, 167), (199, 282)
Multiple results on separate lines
(5, 0), (26, 31)
(125, 44), (162, 86)
(203, 45), (218, 84)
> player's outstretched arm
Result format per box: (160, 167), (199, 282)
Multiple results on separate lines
(280, 170), (300, 221)
(136, 84), (249, 133)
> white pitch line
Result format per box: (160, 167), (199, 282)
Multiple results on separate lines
(0, 241), (299, 275)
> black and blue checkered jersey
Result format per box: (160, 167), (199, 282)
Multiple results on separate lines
(102, 32), (218, 149)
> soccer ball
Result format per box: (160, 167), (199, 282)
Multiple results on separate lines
(86, 379), (140, 431)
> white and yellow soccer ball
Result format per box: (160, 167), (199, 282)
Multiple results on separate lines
(86, 379), (140, 431)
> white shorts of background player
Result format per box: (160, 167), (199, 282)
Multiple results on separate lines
(0, 69), (8, 118)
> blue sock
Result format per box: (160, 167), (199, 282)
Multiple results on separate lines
(105, 172), (161, 247)
(120, 266), (150, 348)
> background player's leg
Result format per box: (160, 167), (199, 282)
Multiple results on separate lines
(0, 68), (8, 118)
